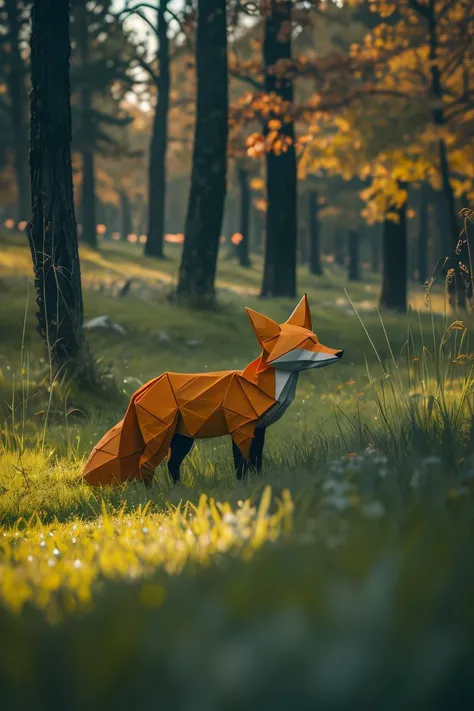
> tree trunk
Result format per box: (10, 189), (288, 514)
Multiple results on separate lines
(221, 195), (235, 261)
(308, 189), (322, 275)
(260, 0), (297, 298)
(136, 194), (146, 236)
(103, 202), (117, 240)
(77, 3), (97, 248)
(5, 0), (30, 221)
(28, 0), (85, 372)
(348, 230), (360, 282)
(237, 165), (251, 267)
(80, 150), (97, 247)
(430, 78), (459, 254)
(379, 186), (407, 312)
(334, 231), (345, 266)
(371, 228), (380, 274)
(251, 202), (264, 253)
(145, 0), (169, 259)
(298, 223), (308, 266)
(438, 138), (466, 308)
(177, 0), (228, 303)
(418, 182), (428, 285)
(120, 189), (133, 240)
(223, 193), (235, 240)
(412, 0), (464, 307)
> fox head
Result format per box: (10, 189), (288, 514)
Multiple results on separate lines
(246, 295), (343, 372)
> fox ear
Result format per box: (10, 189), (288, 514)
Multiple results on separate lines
(286, 294), (312, 330)
(245, 307), (280, 349)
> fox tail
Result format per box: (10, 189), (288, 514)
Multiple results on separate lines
(83, 378), (181, 487)
(82, 411), (145, 487)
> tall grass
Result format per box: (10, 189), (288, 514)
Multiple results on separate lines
(344, 294), (474, 478)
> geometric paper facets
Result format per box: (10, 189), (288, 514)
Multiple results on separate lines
(83, 294), (341, 487)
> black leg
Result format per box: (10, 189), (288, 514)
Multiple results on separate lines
(232, 428), (266, 480)
(249, 427), (266, 473)
(168, 433), (194, 484)
(232, 440), (247, 481)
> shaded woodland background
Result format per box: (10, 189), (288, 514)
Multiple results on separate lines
(0, 0), (473, 380)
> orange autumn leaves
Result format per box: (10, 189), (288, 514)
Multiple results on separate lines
(231, 91), (295, 158)
(235, 0), (473, 224)
(246, 119), (293, 158)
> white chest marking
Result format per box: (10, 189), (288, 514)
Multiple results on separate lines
(275, 369), (292, 399)
(257, 370), (299, 429)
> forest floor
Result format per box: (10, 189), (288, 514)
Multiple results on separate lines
(1, 230), (474, 709)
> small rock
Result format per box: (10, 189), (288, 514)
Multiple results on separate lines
(112, 322), (127, 335)
(83, 315), (113, 330)
(83, 315), (127, 335)
(185, 339), (202, 348)
(150, 330), (172, 344)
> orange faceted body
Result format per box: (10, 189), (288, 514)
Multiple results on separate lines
(83, 295), (343, 486)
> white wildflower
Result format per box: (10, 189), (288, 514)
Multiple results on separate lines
(362, 501), (385, 519)
(324, 494), (351, 512)
(422, 455), (441, 467)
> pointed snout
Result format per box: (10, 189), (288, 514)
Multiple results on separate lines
(270, 346), (344, 371)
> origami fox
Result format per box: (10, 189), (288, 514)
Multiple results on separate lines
(83, 295), (343, 486)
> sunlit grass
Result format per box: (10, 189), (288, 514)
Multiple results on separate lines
(0, 485), (293, 620)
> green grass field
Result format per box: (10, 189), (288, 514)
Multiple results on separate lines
(1, 231), (474, 710)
